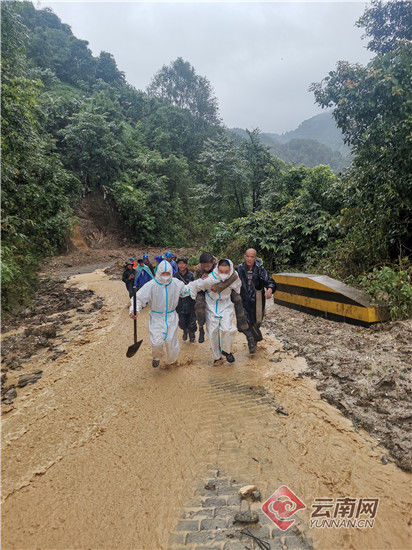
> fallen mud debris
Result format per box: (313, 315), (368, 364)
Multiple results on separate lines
(1, 278), (103, 407)
(264, 304), (412, 471)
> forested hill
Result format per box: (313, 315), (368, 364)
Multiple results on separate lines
(231, 113), (351, 172)
(1, 1), (411, 318)
(268, 112), (348, 152)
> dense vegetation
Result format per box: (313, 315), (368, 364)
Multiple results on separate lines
(1, 1), (411, 317)
(231, 113), (351, 172)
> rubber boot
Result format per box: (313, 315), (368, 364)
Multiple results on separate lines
(244, 329), (256, 354)
(251, 324), (263, 342)
(152, 359), (160, 368)
(222, 351), (235, 363)
(198, 326), (205, 343)
(189, 332), (196, 343)
(182, 329), (188, 341)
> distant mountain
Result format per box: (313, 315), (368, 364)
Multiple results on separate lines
(230, 112), (351, 172)
(264, 112), (349, 154)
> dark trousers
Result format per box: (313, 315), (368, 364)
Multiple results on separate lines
(243, 299), (263, 341)
(178, 310), (197, 334)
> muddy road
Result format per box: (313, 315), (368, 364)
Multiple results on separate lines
(1, 268), (411, 550)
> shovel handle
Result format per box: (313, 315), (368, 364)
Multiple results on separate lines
(133, 287), (137, 344)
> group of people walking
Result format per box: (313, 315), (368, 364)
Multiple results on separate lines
(123, 249), (276, 368)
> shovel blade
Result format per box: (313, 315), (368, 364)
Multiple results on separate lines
(126, 339), (143, 358)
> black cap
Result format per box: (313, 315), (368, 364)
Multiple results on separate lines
(199, 252), (214, 263)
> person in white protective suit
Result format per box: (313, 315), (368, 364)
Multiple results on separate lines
(191, 259), (241, 364)
(129, 260), (191, 367)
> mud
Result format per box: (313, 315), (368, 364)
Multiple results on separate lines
(1, 268), (411, 550)
(1, 279), (103, 407)
(263, 306), (412, 471)
(40, 245), (198, 280)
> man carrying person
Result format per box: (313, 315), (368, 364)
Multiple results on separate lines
(194, 252), (256, 353)
(190, 259), (241, 364)
(236, 248), (276, 345)
(174, 257), (197, 343)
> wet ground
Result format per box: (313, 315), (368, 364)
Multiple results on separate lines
(263, 309), (412, 471)
(1, 265), (411, 550)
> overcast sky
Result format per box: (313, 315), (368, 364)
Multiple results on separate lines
(40, 1), (372, 133)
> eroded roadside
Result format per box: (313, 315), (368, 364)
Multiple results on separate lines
(1, 278), (104, 408)
(263, 306), (412, 471)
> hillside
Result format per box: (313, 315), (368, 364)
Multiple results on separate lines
(2, 0), (410, 320)
(231, 112), (351, 171)
(271, 112), (349, 153)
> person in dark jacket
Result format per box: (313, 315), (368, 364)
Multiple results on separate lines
(122, 261), (136, 298)
(174, 257), (197, 342)
(236, 248), (276, 343)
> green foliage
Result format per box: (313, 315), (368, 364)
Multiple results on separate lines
(2, 0), (411, 322)
(356, 0), (412, 54)
(1, 2), (81, 310)
(357, 265), (412, 320)
(198, 132), (249, 220)
(211, 165), (340, 271)
(57, 100), (124, 188)
(311, 1), (412, 274)
(109, 150), (193, 246)
(147, 57), (220, 126)
(241, 129), (272, 211)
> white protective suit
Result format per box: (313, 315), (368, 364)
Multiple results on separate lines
(191, 260), (241, 360)
(130, 260), (190, 364)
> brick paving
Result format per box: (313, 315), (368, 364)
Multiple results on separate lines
(169, 470), (312, 550)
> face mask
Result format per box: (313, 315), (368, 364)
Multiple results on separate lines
(219, 273), (230, 281)
(159, 274), (172, 285)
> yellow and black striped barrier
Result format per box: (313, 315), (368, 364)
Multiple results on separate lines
(272, 273), (389, 326)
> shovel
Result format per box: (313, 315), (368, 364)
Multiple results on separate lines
(126, 287), (143, 358)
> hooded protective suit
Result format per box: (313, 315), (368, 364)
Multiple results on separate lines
(191, 260), (241, 360)
(130, 260), (190, 364)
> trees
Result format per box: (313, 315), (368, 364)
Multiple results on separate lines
(310, 0), (412, 269)
(198, 133), (249, 220)
(147, 57), (220, 126)
(241, 129), (272, 211)
(1, 2), (81, 309)
(57, 101), (124, 189)
(356, 0), (412, 54)
(3, 0), (410, 316)
(110, 150), (193, 245)
(96, 51), (125, 85)
(211, 165), (340, 270)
